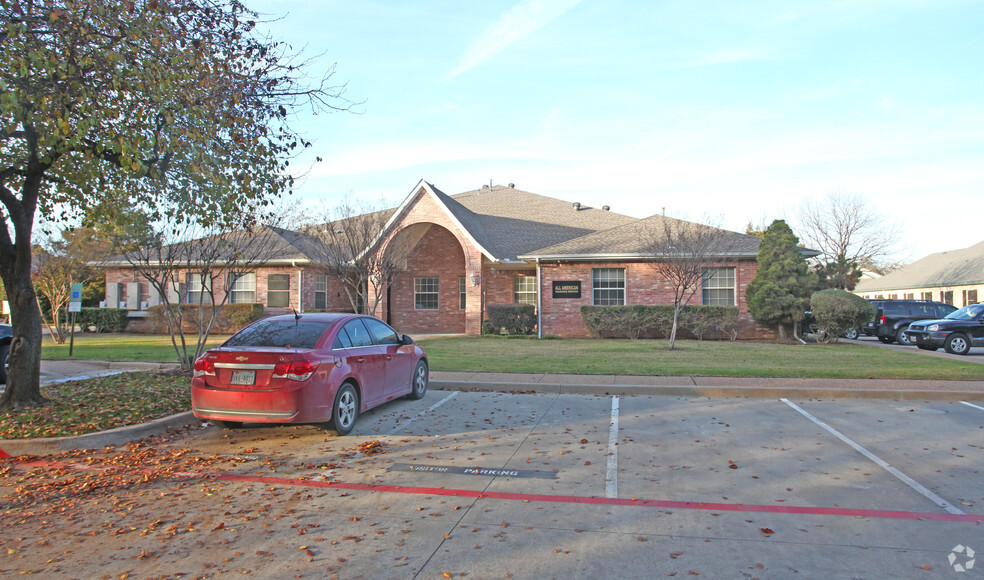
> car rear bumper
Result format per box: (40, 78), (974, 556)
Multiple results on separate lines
(191, 378), (306, 423)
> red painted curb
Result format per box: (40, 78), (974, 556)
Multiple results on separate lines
(11, 458), (982, 524)
(213, 473), (982, 523)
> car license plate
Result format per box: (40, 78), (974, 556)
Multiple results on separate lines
(230, 370), (256, 386)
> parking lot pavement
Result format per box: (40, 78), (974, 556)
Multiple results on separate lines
(2, 390), (983, 578)
(853, 335), (984, 362)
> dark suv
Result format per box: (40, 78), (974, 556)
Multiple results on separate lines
(906, 303), (984, 355)
(860, 299), (958, 345)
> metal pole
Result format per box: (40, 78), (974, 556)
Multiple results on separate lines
(69, 311), (76, 357)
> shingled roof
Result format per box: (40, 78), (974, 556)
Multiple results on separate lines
(520, 214), (763, 260)
(389, 180), (638, 263)
(855, 240), (984, 292)
(96, 224), (326, 267)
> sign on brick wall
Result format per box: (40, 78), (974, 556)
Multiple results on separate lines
(552, 281), (581, 299)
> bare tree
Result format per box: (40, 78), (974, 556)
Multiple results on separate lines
(31, 245), (78, 344)
(114, 208), (296, 369)
(797, 192), (901, 274)
(32, 229), (111, 344)
(305, 202), (414, 316)
(643, 216), (731, 349)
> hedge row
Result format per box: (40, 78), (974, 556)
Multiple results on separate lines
(77, 308), (130, 333)
(146, 303), (265, 334)
(580, 305), (739, 340)
(484, 304), (537, 335)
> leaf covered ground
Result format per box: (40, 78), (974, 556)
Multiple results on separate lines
(0, 372), (190, 440)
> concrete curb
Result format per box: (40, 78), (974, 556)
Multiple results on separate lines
(0, 411), (198, 458)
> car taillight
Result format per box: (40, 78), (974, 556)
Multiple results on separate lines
(273, 360), (321, 381)
(193, 358), (215, 377)
(879, 315), (886, 324)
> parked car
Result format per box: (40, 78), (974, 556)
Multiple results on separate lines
(860, 299), (958, 345)
(0, 323), (11, 384)
(191, 313), (428, 434)
(905, 303), (984, 355)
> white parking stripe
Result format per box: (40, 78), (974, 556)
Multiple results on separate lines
(606, 396), (619, 498)
(781, 398), (965, 516)
(385, 391), (459, 436)
(960, 401), (984, 412)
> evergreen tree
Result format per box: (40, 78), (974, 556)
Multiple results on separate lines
(746, 220), (817, 338)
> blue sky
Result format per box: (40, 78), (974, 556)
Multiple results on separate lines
(253, 0), (984, 263)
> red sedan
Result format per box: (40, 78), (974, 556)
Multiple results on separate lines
(192, 313), (428, 434)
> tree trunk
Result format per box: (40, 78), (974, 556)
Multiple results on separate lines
(0, 269), (45, 410)
(668, 303), (682, 350)
(0, 170), (46, 411)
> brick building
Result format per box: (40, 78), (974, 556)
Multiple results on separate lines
(101, 179), (772, 338)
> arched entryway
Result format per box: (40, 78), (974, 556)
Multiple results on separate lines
(384, 223), (467, 334)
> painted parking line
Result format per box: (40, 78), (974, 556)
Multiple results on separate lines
(11, 458), (982, 523)
(780, 398), (965, 516)
(384, 390), (459, 436)
(960, 401), (984, 412)
(606, 395), (619, 498)
(306, 391), (463, 480)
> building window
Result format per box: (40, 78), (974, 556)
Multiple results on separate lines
(965, 289), (978, 305)
(268, 274), (290, 307)
(314, 273), (329, 310)
(415, 277), (439, 310)
(514, 276), (537, 306)
(943, 290), (954, 305)
(702, 267), (736, 306)
(229, 272), (256, 304)
(921, 292), (933, 301)
(458, 276), (466, 310)
(186, 273), (211, 304)
(592, 268), (625, 306)
(903, 293), (914, 300)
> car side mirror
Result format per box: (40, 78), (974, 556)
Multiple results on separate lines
(401, 334), (415, 345)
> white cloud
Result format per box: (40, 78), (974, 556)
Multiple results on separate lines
(444, 0), (585, 80)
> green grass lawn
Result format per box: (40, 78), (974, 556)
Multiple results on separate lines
(42, 333), (229, 362)
(40, 333), (984, 381)
(417, 336), (984, 381)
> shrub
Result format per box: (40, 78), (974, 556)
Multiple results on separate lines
(809, 289), (875, 344)
(581, 305), (739, 340)
(486, 304), (537, 335)
(146, 303), (265, 334)
(77, 308), (130, 333)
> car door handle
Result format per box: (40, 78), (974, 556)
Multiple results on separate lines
(356, 357), (365, 363)
(385, 355), (392, 360)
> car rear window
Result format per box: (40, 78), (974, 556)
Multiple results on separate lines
(223, 319), (331, 349)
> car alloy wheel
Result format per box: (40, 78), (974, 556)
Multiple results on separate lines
(332, 384), (359, 435)
(944, 333), (970, 355)
(409, 360), (428, 400)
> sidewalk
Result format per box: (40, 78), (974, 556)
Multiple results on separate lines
(429, 371), (984, 401)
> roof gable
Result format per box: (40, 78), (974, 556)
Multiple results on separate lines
(855, 240), (984, 292)
(382, 181), (638, 263)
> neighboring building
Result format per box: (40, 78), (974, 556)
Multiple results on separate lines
(854, 241), (984, 307)
(100, 179), (782, 338)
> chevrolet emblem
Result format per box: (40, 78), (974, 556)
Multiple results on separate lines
(235, 356), (249, 362)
